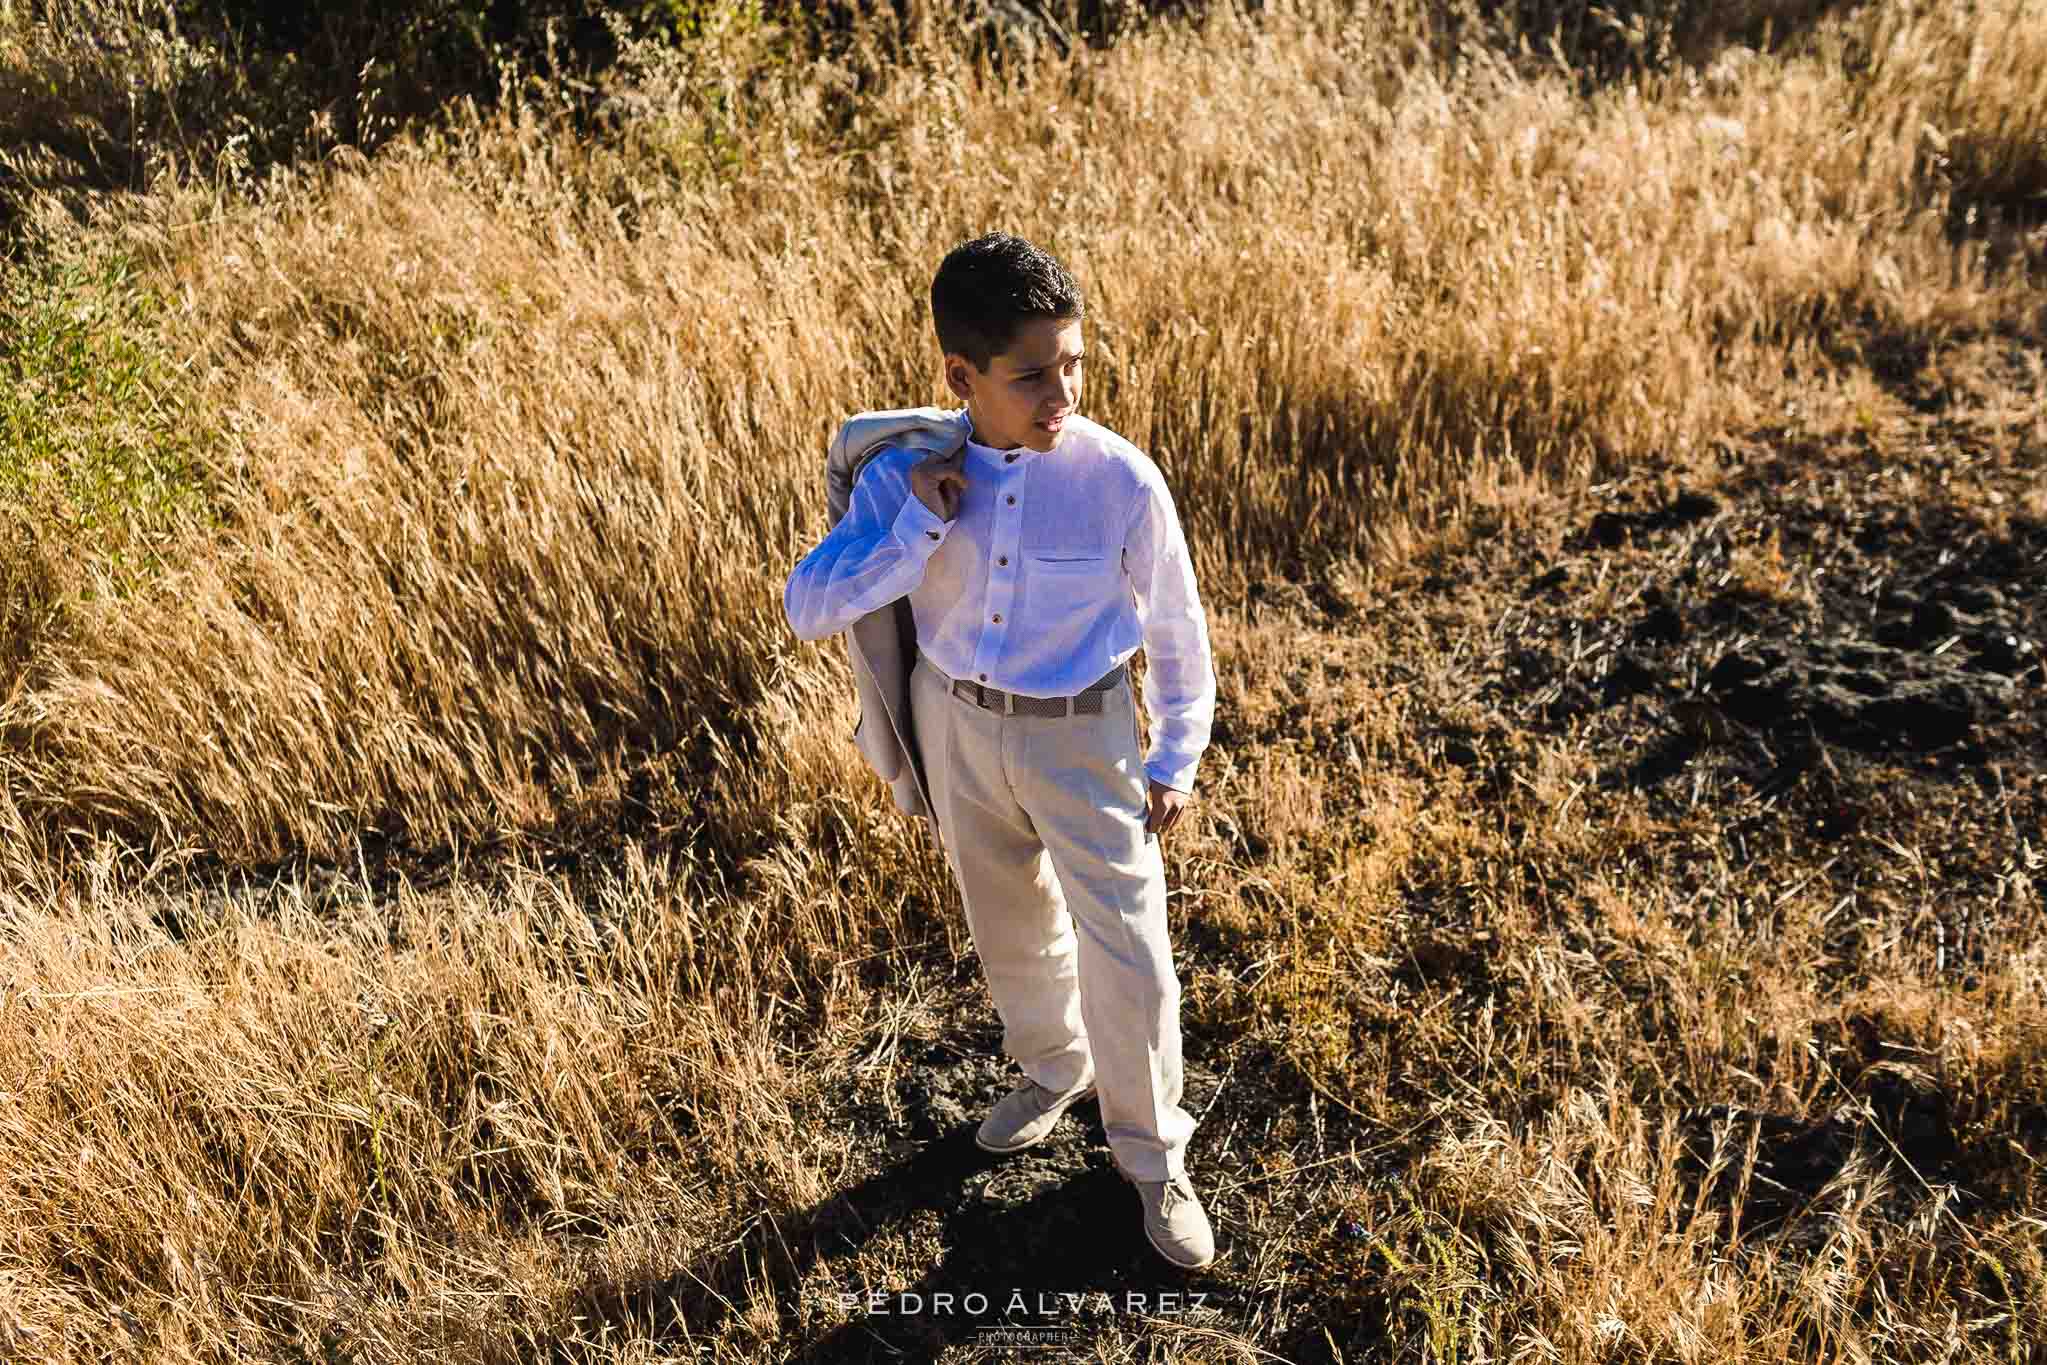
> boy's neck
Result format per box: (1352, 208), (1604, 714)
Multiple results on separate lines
(965, 411), (1056, 454)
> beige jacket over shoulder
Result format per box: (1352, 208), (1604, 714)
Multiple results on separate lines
(822, 405), (973, 827)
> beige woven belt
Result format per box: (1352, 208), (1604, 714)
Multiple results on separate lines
(946, 664), (1125, 717)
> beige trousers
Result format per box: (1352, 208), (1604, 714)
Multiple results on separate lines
(911, 656), (1194, 1181)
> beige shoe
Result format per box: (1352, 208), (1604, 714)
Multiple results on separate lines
(1132, 1174), (1216, 1269)
(975, 1079), (1095, 1154)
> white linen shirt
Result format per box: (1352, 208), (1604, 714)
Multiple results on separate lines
(785, 414), (1215, 793)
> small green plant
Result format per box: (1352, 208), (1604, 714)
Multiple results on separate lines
(643, 0), (767, 41)
(0, 250), (215, 587)
(1375, 1193), (1493, 1364)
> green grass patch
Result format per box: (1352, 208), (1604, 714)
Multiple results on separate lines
(0, 251), (215, 588)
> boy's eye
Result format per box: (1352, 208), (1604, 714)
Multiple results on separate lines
(1015, 358), (1081, 384)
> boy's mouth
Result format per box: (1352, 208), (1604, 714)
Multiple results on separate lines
(1037, 412), (1070, 433)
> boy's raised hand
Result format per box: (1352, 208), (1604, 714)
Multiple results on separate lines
(910, 446), (969, 522)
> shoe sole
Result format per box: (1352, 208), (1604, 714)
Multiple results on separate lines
(973, 1087), (1096, 1154)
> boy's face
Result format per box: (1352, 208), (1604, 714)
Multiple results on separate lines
(945, 316), (1084, 453)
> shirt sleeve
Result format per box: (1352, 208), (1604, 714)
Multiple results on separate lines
(785, 451), (953, 642)
(1123, 471), (1215, 793)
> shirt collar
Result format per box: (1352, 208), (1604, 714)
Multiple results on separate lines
(964, 433), (1027, 468)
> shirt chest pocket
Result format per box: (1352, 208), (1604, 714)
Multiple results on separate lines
(1030, 553), (1109, 576)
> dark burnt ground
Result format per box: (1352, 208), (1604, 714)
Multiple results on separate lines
(584, 1004), (1373, 1361)
(1499, 342), (2045, 975)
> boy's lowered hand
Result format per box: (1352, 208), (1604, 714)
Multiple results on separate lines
(910, 446), (969, 522)
(1146, 780), (1189, 838)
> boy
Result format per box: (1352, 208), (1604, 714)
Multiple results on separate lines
(784, 233), (1217, 1270)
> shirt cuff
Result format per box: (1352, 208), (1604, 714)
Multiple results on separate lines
(1144, 752), (1200, 795)
(892, 494), (952, 553)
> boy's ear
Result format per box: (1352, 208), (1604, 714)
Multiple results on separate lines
(942, 353), (977, 402)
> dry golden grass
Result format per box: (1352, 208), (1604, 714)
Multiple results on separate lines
(1856, 0), (2047, 212)
(4, 0), (2037, 866)
(1, 1), (2044, 1360)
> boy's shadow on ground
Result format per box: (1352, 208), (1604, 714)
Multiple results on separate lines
(552, 1108), (1209, 1362)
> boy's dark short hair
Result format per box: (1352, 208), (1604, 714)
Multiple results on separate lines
(930, 233), (1085, 370)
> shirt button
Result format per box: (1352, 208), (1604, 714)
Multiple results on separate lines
(1005, 452), (1018, 464)
(979, 673), (988, 682)
(998, 556), (1008, 566)
(992, 613), (1003, 623)
(926, 530), (940, 541)
(1005, 495), (1017, 506)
